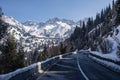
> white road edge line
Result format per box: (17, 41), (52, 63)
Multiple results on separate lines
(77, 57), (89, 80)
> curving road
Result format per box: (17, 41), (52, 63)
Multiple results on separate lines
(37, 52), (120, 80)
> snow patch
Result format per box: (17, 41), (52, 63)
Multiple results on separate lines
(90, 51), (120, 62)
(89, 55), (120, 73)
(73, 49), (78, 54)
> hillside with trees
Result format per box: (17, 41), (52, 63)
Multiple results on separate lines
(67, 0), (120, 55)
(0, 9), (25, 74)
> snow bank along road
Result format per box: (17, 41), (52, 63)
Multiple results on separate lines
(37, 52), (120, 80)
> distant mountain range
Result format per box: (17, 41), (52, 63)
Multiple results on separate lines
(3, 16), (78, 39)
(2, 15), (80, 52)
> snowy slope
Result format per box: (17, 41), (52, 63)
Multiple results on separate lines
(3, 15), (76, 39)
(23, 17), (76, 38)
(2, 15), (76, 52)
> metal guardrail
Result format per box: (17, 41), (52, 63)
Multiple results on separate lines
(0, 52), (72, 80)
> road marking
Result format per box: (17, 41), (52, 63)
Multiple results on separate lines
(61, 58), (73, 60)
(44, 71), (74, 74)
(77, 57), (89, 80)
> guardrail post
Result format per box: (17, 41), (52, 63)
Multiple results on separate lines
(37, 62), (43, 73)
(59, 55), (63, 59)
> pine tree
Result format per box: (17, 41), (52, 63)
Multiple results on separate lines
(7, 33), (18, 69)
(100, 9), (104, 22)
(41, 45), (48, 60)
(87, 17), (94, 31)
(112, 0), (115, 13)
(82, 21), (86, 36)
(0, 7), (3, 17)
(70, 26), (81, 41)
(0, 33), (26, 73)
(18, 44), (25, 67)
(0, 8), (8, 40)
(115, 0), (120, 25)
(59, 42), (63, 54)
(112, 0), (115, 8)
(94, 13), (101, 26)
(2, 33), (18, 73)
(59, 42), (67, 54)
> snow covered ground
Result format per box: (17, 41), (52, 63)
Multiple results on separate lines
(90, 51), (120, 62)
(88, 25), (120, 73)
(89, 47), (120, 73)
(89, 55), (120, 73)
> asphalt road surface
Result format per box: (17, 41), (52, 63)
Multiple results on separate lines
(37, 52), (120, 80)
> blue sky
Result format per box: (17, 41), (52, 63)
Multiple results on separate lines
(0, 0), (113, 22)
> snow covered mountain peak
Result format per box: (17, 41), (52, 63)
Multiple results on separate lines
(2, 15), (22, 26)
(45, 17), (76, 26)
(23, 20), (41, 27)
(46, 17), (61, 24)
(2, 15), (76, 40)
(21, 17), (76, 38)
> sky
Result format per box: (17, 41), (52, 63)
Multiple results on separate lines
(0, 0), (113, 22)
